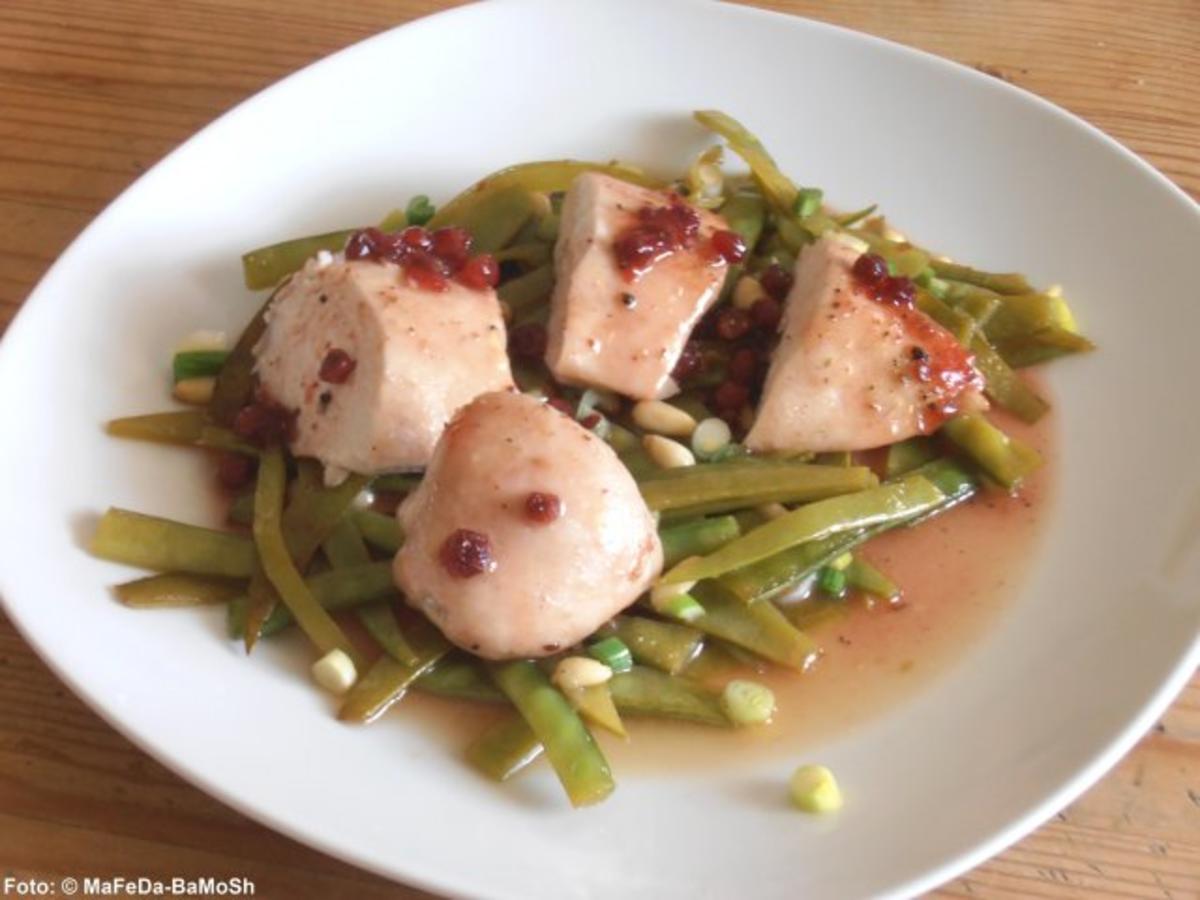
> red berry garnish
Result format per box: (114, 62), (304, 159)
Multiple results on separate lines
(439, 529), (496, 578)
(711, 229), (748, 264)
(750, 296), (783, 332)
(759, 263), (793, 300)
(851, 253), (889, 286)
(457, 254), (500, 290)
(525, 492), (563, 524)
(713, 380), (749, 412)
(431, 227), (472, 272)
(728, 348), (760, 385)
(319, 348), (356, 384)
(715, 307), (752, 341)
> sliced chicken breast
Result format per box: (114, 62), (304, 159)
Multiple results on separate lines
(253, 253), (513, 475)
(746, 236), (987, 453)
(545, 173), (733, 400)
(394, 390), (662, 660)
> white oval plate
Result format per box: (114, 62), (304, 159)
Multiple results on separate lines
(2, 1), (1198, 897)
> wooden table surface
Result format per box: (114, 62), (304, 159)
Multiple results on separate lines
(1, 1), (1197, 896)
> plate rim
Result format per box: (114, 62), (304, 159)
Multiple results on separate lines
(1, 1), (1198, 897)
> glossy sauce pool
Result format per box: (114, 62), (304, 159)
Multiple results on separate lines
(395, 404), (1056, 771)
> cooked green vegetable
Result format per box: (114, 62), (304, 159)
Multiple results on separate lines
(405, 194), (436, 226)
(718, 527), (872, 605)
(489, 661), (615, 807)
(690, 583), (817, 670)
(353, 509), (403, 554)
(608, 615), (704, 676)
(931, 260), (1032, 295)
(252, 448), (361, 665)
(114, 573), (243, 608)
(91, 508), (255, 578)
(209, 299), (269, 426)
(434, 184), (541, 253)
(322, 516), (371, 569)
(844, 557), (900, 601)
(941, 414), (1042, 490)
(587, 636), (634, 674)
(719, 186), (767, 250)
(356, 603), (418, 667)
(227, 561), (396, 639)
(465, 714), (544, 781)
(106, 410), (207, 446)
(498, 263), (555, 317)
(608, 666), (729, 727)
(662, 475), (944, 585)
(338, 616), (449, 723)
(885, 437), (938, 478)
(641, 463), (877, 515)
(430, 160), (659, 230)
(243, 462), (369, 647)
(417, 658), (506, 703)
(817, 566), (848, 599)
(172, 350), (229, 383)
(660, 515), (741, 567)
(241, 229), (354, 291)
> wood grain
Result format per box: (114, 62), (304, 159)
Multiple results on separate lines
(0, 1), (1196, 897)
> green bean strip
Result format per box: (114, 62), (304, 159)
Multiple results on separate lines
(416, 658), (506, 703)
(241, 229), (355, 290)
(252, 448), (361, 665)
(659, 515), (741, 568)
(498, 263), (555, 316)
(91, 508), (256, 577)
(885, 437), (938, 478)
(693, 110), (838, 237)
(196, 426), (257, 456)
(465, 714), (545, 781)
(969, 334), (1051, 423)
(338, 617), (449, 723)
(488, 661), (615, 807)
(720, 459), (978, 604)
(844, 558), (900, 600)
(662, 475), (944, 584)
(640, 463), (877, 514)
(114, 573), (244, 608)
(353, 509), (402, 554)
(609, 615), (704, 676)
(227, 490), (254, 526)
(434, 185), (540, 253)
(495, 240), (552, 268)
(608, 666), (729, 727)
(429, 160), (659, 230)
(242, 463), (370, 647)
(718, 528), (873, 605)
(209, 300), (269, 425)
(228, 562), (397, 638)
(322, 516), (371, 568)
(991, 329), (1096, 369)
(106, 410), (206, 446)
(930, 260), (1032, 295)
(982, 292), (1078, 341)
(690, 582), (818, 670)
(942, 414), (1042, 490)
(370, 473), (422, 494)
(356, 603), (418, 666)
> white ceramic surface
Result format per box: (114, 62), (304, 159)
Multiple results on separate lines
(2, 1), (1198, 897)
